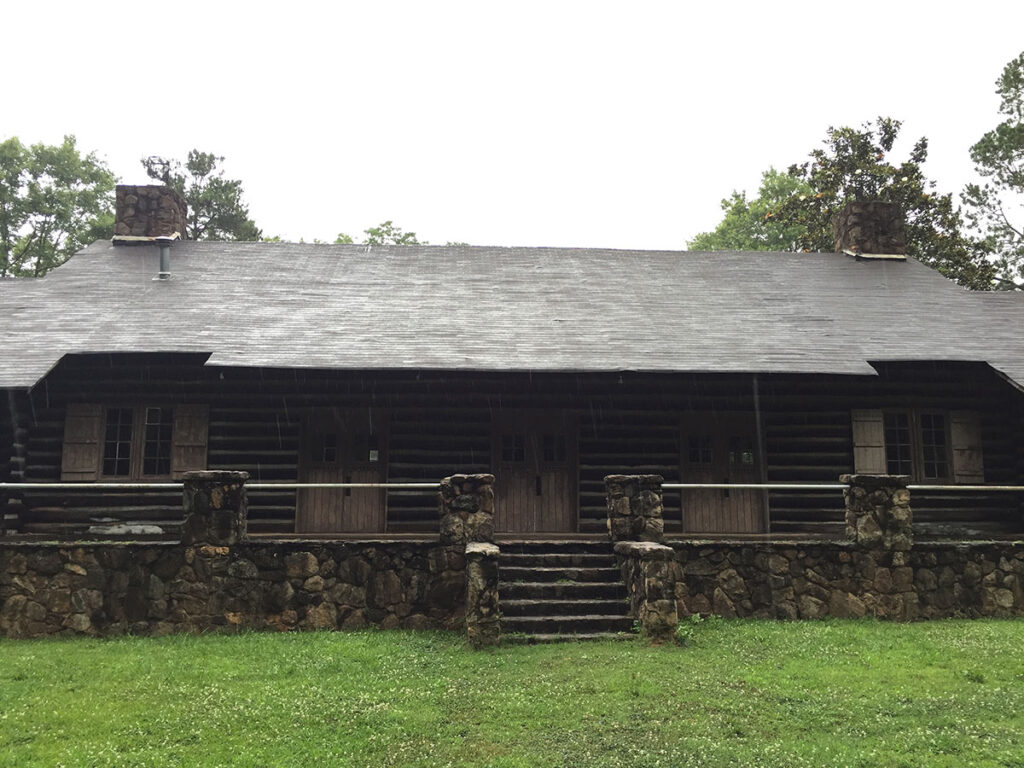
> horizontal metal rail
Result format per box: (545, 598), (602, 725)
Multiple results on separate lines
(663, 483), (846, 490)
(2, 482), (1021, 491)
(0, 483), (184, 490)
(0, 482), (440, 490)
(662, 483), (1024, 492)
(248, 483), (439, 490)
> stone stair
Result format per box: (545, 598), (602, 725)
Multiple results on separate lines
(498, 540), (634, 643)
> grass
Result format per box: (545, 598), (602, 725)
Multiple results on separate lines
(1, 620), (1023, 767)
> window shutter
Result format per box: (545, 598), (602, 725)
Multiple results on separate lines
(851, 410), (886, 474)
(171, 405), (209, 479)
(61, 404), (103, 481)
(950, 411), (984, 484)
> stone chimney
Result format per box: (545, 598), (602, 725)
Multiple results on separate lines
(832, 201), (906, 260)
(112, 185), (187, 244)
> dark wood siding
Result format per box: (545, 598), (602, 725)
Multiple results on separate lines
(5, 354), (1023, 538)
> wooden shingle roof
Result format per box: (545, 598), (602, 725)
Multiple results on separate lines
(1, 240), (1022, 388)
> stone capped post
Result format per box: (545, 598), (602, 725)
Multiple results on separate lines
(614, 541), (678, 642)
(605, 474), (665, 543)
(842, 474), (912, 552)
(439, 474), (495, 545)
(465, 542), (500, 647)
(181, 471), (249, 547)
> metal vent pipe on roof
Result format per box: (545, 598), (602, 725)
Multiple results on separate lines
(154, 236), (173, 280)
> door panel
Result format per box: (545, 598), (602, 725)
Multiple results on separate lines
(494, 412), (576, 533)
(296, 411), (386, 533)
(681, 413), (764, 534)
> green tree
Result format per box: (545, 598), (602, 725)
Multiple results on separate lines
(0, 135), (115, 277)
(775, 117), (993, 289)
(363, 220), (425, 245)
(688, 169), (811, 251)
(692, 119), (995, 289)
(962, 51), (1024, 289)
(141, 150), (260, 241)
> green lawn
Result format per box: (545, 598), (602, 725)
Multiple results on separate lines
(1, 620), (1023, 767)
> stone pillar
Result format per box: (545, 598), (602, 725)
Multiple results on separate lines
(439, 474), (495, 545)
(465, 542), (500, 648)
(841, 474), (912, 552)
(181, 471), (249, 547)
(605, 474), (664, 543)
(614, 541), (677, 642)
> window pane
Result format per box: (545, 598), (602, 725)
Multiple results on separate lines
(103, 408), (133, 476)
(920, 413), (949, 479)
(502, 434), (525, 462)
(142, 407), (173, 475)
(317, 432), (337, 463)
(883, 413), (913, 475)
(688, 435), (712, 464)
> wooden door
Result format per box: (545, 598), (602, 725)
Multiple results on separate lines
(494, 412), (576, 533)
(296, 411), (387, 533)
(680, 413), (764, 533)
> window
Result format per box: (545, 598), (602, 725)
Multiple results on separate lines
(687, 435), (713, 465)
(61, 403), (209, 482)
(501, 433), (525, 463)
(882, 412), (913, 475)
(853, 409), (982, 483)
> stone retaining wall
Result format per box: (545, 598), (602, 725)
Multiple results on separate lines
(0, 540), (467, 638)
(670, 540), (1024, 621)
(0, 471), (484, 639)
(612, 474), (1024, 631)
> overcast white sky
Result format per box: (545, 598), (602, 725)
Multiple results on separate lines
(6, 1), (1023, 249)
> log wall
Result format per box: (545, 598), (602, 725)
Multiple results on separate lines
(3, 354), (1022, 538)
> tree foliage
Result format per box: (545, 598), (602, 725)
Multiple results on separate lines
(142, 150), (260, 241)
(362, 220), (425, 245)
(776, 117), (993, 289)
(689, 118), (995, 290)
(0, 135), (115, 278)
(962, 51), (1024, 289)
(688, 169), (811, 251)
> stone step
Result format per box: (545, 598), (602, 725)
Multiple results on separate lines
(501, 598), (628, 617)
(498, 552), (615, 568)
(500, 566), (621, 583)
(500, 581), (627, 601)
(503, 632), (636, 645)
(497, 540), (615, 556)
(502, 614), (635, 635)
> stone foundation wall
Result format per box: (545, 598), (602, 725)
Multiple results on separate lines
(671, 541), (1024, 621)
(0, 540), (466, 638)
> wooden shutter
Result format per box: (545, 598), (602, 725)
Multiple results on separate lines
(950, 411), (984, 484)
(171, 405), (209, 479)
(851, 410), (886, 474)
(60, 404), (103, 481)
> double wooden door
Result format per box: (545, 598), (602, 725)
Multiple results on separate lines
(493, 412), (577, 533)
(680, 413), (765, 533)
(296, 410), (387, 533)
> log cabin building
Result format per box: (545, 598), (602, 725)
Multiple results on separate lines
(2, 188), (1023, 541)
